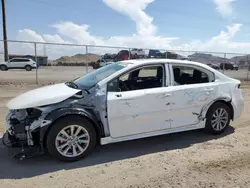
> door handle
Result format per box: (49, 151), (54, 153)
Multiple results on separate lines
(115, 94), (122, 97)
(158, 93), (171, 98)
(164, 93), (171, 97)
(204, 88), (214, 92)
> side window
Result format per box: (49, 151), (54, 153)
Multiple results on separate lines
(108, 65), (164, 92)
(172, 65), (210, 85)
(14, 59), (26, 62)
(10, 59), (20, 62)
(138, 67), (158, 77)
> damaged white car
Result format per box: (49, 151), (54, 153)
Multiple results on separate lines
(3, 59), (244, 161)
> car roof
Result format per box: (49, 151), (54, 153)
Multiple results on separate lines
(11, 58), (31, 60)
(120, 58), (212, 69)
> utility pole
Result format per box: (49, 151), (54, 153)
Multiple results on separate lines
(1, 0), (8, 61)
(44, 44), (46, 56)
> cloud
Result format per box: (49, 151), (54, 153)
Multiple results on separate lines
(11, 20), (178, 59)
(17, 29), (45, 42)
(173, 24), (250, 56)
(214, 0), (236, 18)
(103, 0), (156, 36)
(10, 22), (249, 60)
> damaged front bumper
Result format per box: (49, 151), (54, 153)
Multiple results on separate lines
(3, 108), (52, 152)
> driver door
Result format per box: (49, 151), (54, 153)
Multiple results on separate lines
(107, 64), (172, 138)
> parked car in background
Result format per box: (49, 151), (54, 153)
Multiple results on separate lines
(0, 58), (36, 71)
(220, 62), (238, 70)
(165, 52), (178, 59)
(92, 58), (115, 69)
(148, 49), (164, 58)
(116, 50), (130, 61)
(207, 63), (220, 70)
(3, 59), (244, 162)
(233, 64), (239, 70)
(180, 57), (191, 61)
(130, 48), (145, 58)
(102, 53), (116, 60)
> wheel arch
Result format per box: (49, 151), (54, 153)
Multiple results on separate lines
(25, 64), (32, 68)
(40, 108), (104, 149)
(205, 99), (234, 120)
(0, 64), (8, 69)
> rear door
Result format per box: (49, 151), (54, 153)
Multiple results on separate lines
(22, 59), (31, 67)
(169, 63), (218, 128)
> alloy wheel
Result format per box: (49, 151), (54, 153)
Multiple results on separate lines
(55, 125), (90, 158)
(211, 108), (229, 131)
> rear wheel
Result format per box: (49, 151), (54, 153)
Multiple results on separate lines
(46, 116), (97, 162)
(205, 102), (231, 134)
(0, 65), (8, 71)
(25, 65), (32, 71)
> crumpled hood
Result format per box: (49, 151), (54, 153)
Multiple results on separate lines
(7, 83), (81, 110)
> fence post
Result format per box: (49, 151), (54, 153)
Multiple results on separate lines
(223, 53), (226, 73)
(128, 48), (131, 59)
(247, 55), (250, 81)
(86, 45), (88, 73)
(34, 42), (38, 84)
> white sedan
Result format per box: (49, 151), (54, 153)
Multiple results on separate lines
(3, 59), (244, 161)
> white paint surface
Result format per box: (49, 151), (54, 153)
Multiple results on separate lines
(107, 87), (172, 138)
(7, 83), (80, 109)
(169, 83), (218, 128)
(101, 59), (244, 143)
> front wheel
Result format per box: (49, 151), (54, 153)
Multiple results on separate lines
(204, 102), (231, 134)
(46, 116), (97, 162)
(0, 65), (8, 71)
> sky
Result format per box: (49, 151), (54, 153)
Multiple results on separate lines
(0, 0), (250, 59)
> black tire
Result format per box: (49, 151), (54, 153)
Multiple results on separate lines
(25, 65), (32, 71)
(204, 102), (231, 134)
(46, 116), (97, 162)
(0, 64), (8, 71)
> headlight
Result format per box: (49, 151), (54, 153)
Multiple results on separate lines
(11, 109), (28, 121)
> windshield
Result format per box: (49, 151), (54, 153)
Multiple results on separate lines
(73, 63), (127, 89)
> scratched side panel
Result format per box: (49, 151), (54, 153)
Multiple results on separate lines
(170, 83), (219, 128)
(107, 88), (172, 138)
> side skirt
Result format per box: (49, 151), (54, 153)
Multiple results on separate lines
(101, 123), (205, 145)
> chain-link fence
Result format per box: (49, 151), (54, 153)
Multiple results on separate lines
(0, 40), (249, 85)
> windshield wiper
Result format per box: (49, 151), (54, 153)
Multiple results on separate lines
(65, 81), (79, 89)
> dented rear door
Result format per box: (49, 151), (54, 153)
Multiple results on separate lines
(169, 83), (219, 128)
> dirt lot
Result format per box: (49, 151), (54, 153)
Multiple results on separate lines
(0, 67), (250, 188)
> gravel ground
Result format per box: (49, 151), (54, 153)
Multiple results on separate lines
(0, 68), (250, 188)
